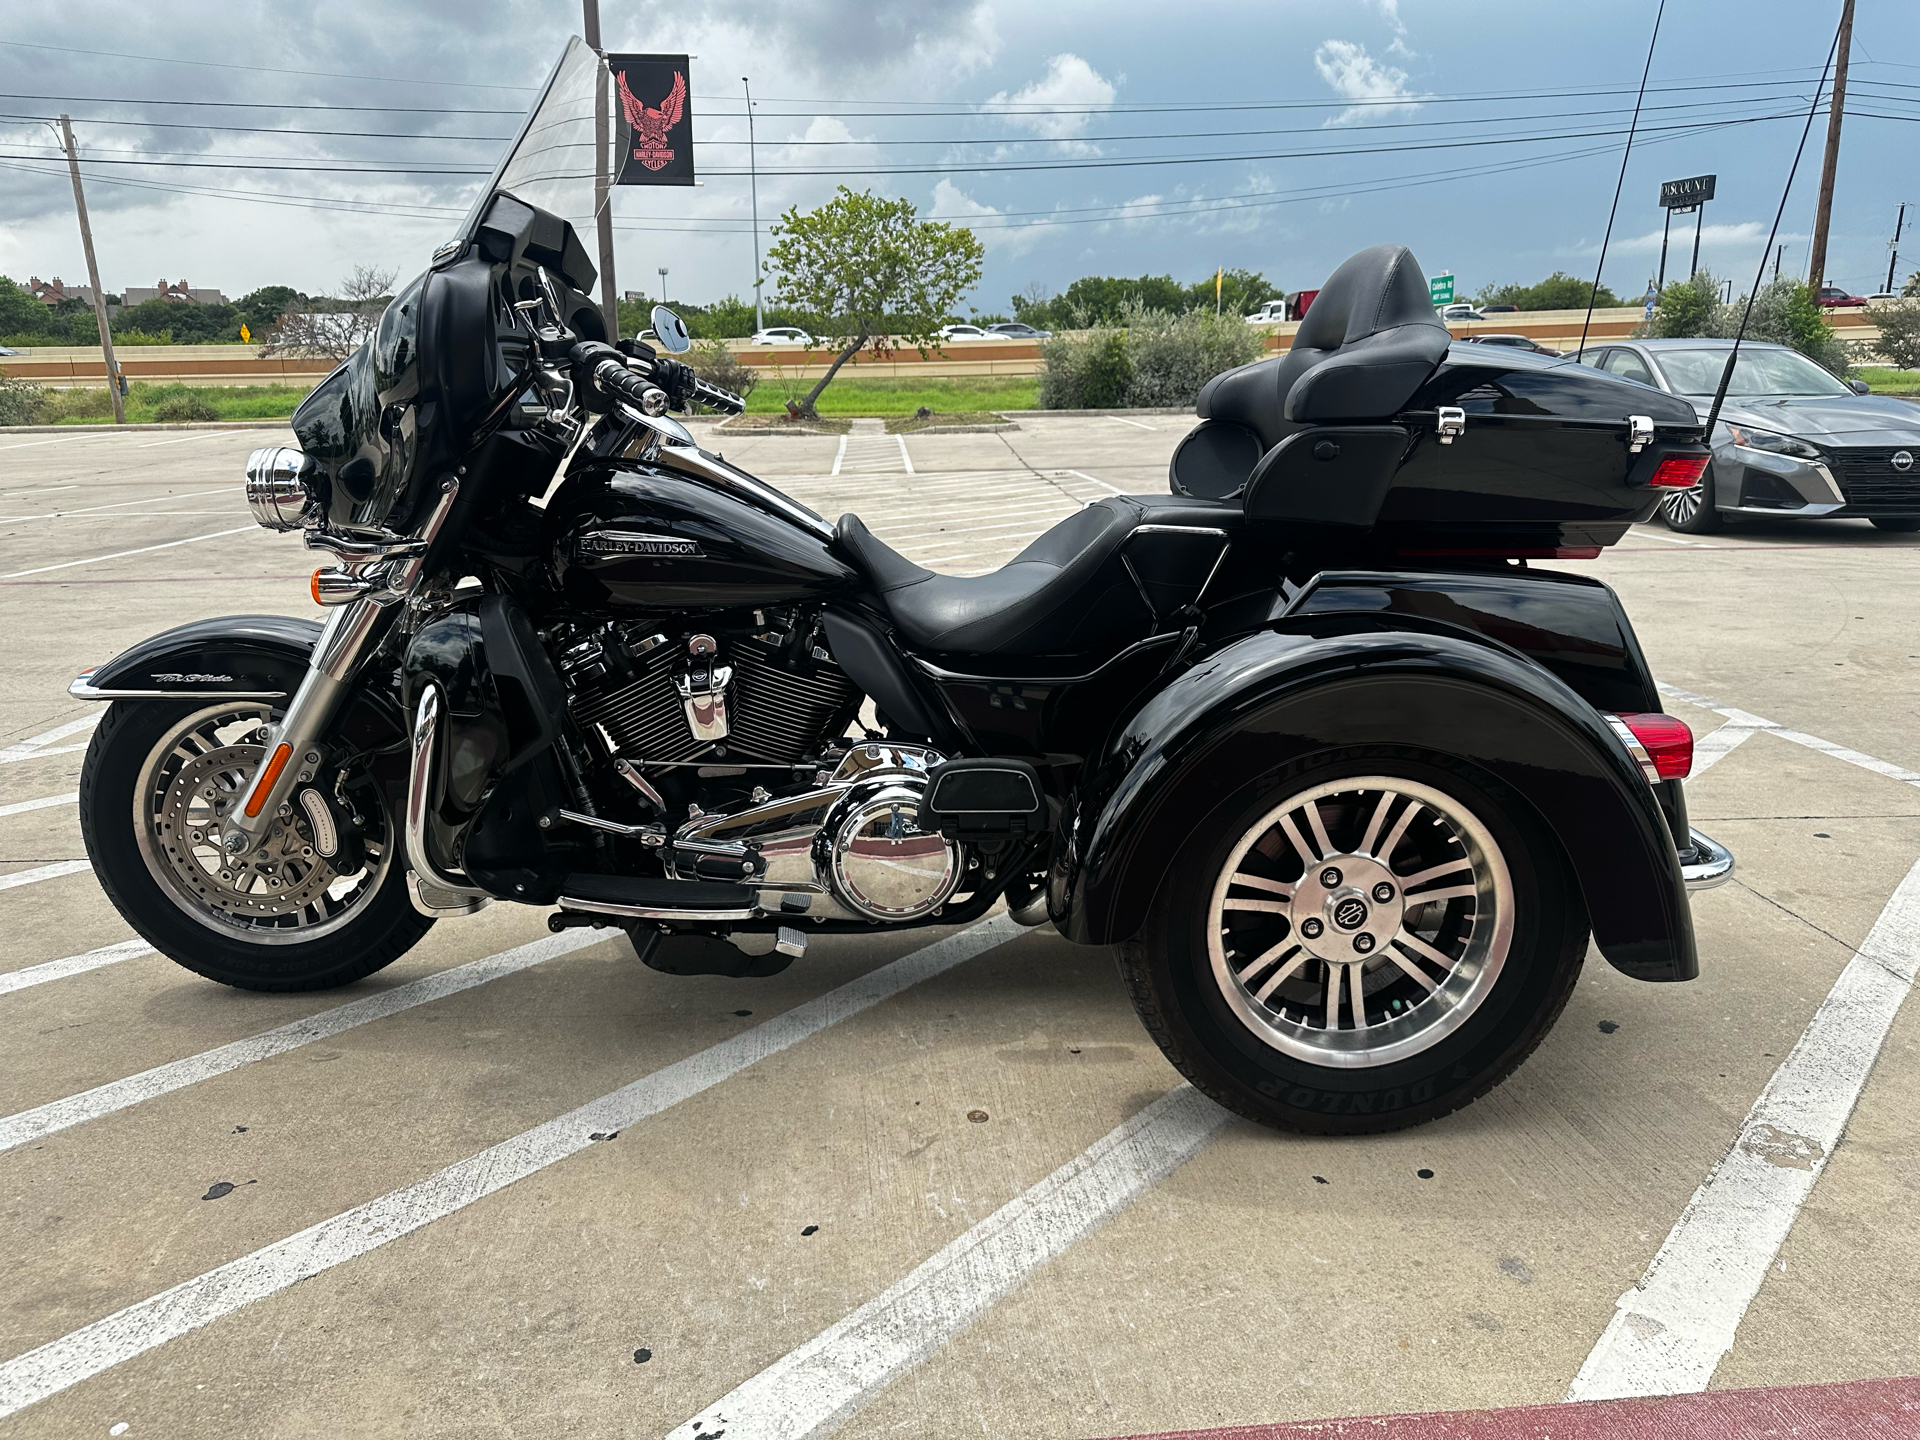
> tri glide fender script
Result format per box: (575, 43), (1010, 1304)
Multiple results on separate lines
(70, 37), (1731, 1135)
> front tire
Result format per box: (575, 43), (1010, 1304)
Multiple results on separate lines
(79, 700), (432, 991)
(1661, 469), (1722, 532)
(1118, 751), (1587, 1134)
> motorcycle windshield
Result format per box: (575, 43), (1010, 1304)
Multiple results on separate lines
(455, 36), (603, 249)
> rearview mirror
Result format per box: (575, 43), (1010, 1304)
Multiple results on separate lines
(651, 306), (692, 354)
(1847, 378), (1871, 394)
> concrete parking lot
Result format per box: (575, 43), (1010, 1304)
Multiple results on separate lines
(0, 418), (1915, 1438)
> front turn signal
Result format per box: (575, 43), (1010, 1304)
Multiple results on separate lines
(244, 743), (293, 818)
(311, 567), (374, 606)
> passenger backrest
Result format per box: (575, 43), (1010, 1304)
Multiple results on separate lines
(1172, 244), (1451, 499)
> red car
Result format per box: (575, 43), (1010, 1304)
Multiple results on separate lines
(1816, 285), (1868, 308)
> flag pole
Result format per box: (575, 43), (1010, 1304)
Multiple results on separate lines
(582, 0), (620, 339)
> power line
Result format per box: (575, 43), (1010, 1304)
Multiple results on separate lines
(0, 39), (541, 91)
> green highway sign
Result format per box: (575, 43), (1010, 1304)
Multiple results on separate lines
(1429, 273), (1455, 305)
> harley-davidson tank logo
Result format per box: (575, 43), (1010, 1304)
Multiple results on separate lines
(578, 530), (704, 558)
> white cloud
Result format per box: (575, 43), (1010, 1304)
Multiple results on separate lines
(1313, 40), (1422, 127)
(929, 178), (1041, 256)
(983, 54), (1119, 146)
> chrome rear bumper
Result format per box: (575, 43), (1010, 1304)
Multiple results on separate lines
(1681, 827), (1735, 891)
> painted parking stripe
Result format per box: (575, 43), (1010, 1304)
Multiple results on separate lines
(0, 712), (100, 763)
(0, 928), (609, 1154)
(1108, 1375), (1920, 1439)
(0, 485), (231, 524)
(0, 526), (256, 580)
(669, 1084), (1231, 1440)
(0, 743), (90, 766)
(0, 939), (155, 997)
(0, 913), (1025, 1420)
(1687, 719), (1763, 776)
(1568, 849), (1920, 1399)
(0, 791), (77, 818)
(0, 860), (91, 893)
(1659, 683), (1920, 787)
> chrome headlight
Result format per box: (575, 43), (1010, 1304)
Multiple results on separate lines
(245, 446), (314, 530)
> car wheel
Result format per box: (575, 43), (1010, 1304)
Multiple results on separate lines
(1662, 468), (1722, 532)
(1117, 752), (1588, 1135)
(1869, 517), (1920, 532)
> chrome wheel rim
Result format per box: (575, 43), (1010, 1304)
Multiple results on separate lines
(1206, 776), (1514, 1068)
(133, 703), (392, 943)
(1663, 485), (1702, 527)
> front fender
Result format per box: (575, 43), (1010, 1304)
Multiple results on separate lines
(72, 614), (322, 701)
(1058, 621), (1695, 981)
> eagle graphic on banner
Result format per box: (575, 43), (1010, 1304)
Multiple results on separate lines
(617, 69), (686, 172)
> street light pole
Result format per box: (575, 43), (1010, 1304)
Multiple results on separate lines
(1887, 202), (1907, 295)
(582, 0), (620, 339)
(54, 115), (123, 426)
(1657, 206), (1673, 290)
(1690, 202), (1706, 280)
(1806, 0), (1854, 291)
(658, 267), (668, 305)
(744, 76), (764, 334)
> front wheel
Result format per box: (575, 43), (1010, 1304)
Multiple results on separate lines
(1661, 470), (1722, 532)
(79, 700), (432, 991)
(1118, 753), (1588, 1134)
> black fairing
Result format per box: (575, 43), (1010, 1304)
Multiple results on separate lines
(1056, 623), (1695, 983)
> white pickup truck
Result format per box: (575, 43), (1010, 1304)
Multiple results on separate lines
(1244, 300), (1288, 324)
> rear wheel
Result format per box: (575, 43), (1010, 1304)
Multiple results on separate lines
(1118, 752), (1587, 1134)
(79, 700), (431, 991)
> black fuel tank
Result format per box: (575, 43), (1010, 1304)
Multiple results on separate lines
(550, 468), (859, 612)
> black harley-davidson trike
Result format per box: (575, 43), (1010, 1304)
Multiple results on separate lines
(71, 40), (1732, 1134)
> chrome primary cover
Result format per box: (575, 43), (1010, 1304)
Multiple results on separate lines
(821, 780), (959, 922)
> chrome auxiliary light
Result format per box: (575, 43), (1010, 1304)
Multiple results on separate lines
(244, 445), (314, 530)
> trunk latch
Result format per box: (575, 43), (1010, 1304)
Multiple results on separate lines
(1628, 415), (1654, 453)
(1436, 406), (1466, 444)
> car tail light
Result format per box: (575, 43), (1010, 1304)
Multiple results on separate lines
(1609, 713), (1693, 782)
(1647, 453), (1711, 488)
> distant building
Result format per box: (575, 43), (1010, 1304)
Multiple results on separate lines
(27, 275), (98, 306)
(121, 278), (230, 306)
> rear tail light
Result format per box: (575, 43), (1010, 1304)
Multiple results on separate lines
(1647, 453), (1711, 488)
(1609, 713), (1693, 782)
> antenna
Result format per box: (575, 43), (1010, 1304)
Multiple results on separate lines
(1703, 15), (1844, 439)
(1578, 0), (1666, 359)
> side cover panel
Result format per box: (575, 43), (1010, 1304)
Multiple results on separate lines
(1058, 623), (1695, 981)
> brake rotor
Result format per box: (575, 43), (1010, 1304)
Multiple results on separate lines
(152, 742), (339, 918)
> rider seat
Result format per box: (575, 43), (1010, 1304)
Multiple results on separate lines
(836, 495), (1239, 657)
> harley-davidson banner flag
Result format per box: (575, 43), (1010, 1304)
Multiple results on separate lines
(608, 53), (695, 186)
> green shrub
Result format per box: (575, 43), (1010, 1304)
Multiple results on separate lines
(1642, 273), (1852, 376)
(41, 387), (115, 420)
(0, 374), (46, 425)
(1121, 304), (1264, 408)
(1038, 326), (1132, 408)
(113, 329), (175, 346)
(152, 393), (220, 422)
(1866, 299), (1920, 371)
(686, 338), (759, 399)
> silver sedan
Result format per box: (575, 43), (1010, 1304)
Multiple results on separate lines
(1574, 338), (1920, 533)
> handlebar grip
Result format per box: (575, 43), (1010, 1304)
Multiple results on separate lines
(691, 377), (746, 416)
(592, 357), (656, 409)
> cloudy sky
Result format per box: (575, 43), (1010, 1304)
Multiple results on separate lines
(2, 0), (1915, 313)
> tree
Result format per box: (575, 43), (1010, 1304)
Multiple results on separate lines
(766, 187), (984, 417)
(1867, 299), (1920, 370)
(260, 265), (396, 362)
(236, 286), (303, 334)
(1902, 269), (1920, 299)
(1644, 272), (1851, 376)
(1477, 272), (1622, 311)
(1643, 272), (1721, 340)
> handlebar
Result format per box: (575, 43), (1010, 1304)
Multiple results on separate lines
(688, 375), (747, 416)
(573, 341), (745, 418)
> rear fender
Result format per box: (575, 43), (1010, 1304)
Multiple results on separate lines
(1057, 621), (1695, 981)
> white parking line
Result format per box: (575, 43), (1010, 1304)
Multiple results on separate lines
(1569, 849), (1920, 1399)
(0, 860), (91, 893)
(1659, 684), (1920, 788)
(1062, 468), (1125, 494)
(0, 434), (124, 452)
(0, 526), (256, 579)
(896, 434), (915, 475)
(0, 743), (89, 766)
(1688, 721), (1763, 776)
(829, 435), (847, 476)
(1108, 416), (1158, 430)
(0, 939), (154, 997)
(670, 1084), (1231, 1440)
(0, 792), (77, 819)
(0, 928), (607, 1154)
(0, 913), (1025, 1420)
(0, 486), (232, 523)
(134, 432), (230, 449)
(0, 713), (100, 762)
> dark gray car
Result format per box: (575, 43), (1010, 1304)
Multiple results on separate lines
(1574, 338), (1920, 533)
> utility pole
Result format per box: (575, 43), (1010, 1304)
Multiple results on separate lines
(54, 116), (123, 426)
(1690, 204), (1706, 281)
(1657, 206), (1673, 290)
(1887, 203), (1907, 294)
(1775, 243), (1785, 280)
(582, 0), (620, 338)
(743, 77), (764, 333)
(1806, 0), (1854, 291)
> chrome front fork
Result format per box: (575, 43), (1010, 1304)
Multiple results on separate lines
(222, 475), (463, 859)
